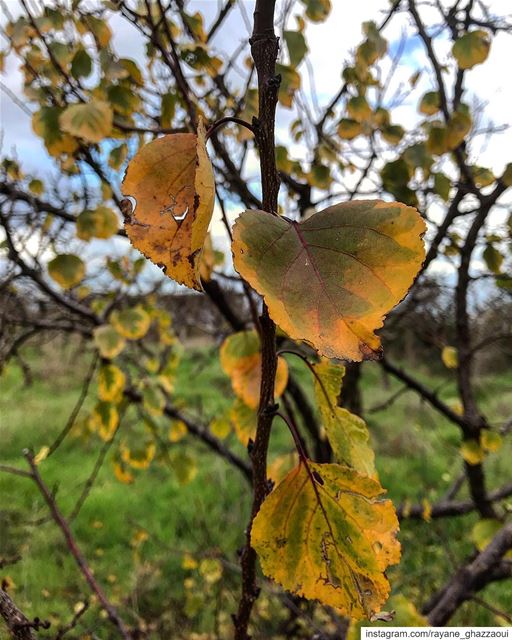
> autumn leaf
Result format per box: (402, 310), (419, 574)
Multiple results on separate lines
(300, 0), (331, 23)
(337, 119), (363, 140)
(59, 100), (113, 143)
(313, 360), (376, 477)
(122, 118), (215, 291)
(220, 330), (288, 410)
(232, 201), (426, 361)
(76, 206), (119, 240)
(48, 254), (85, 289)
(93, 325), (126, 359)
(441, 346), (458, 369)
(98, 364), (126, 402)
(111, 306), (151, 340)
(91, 401), (119, 441)
(230, 399), (257, 447)
(284, 30), (308, 67)
(452, 30), (490, 69)
(251, 461), (400, 619)
(418, 91), (440, 115)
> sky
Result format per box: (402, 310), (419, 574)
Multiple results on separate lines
(1, 0), (511, 286)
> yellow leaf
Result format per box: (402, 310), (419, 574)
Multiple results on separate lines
(471, 520), (510, 555)
(232, 201), (426, 361)
(91, 401), (119, 441)
(220, 330), (288, 410)
(121, 442), (156, 469)
(418, 91), (440, 115)
(111, 306), (151, 340)
(113, 461), (134, 484)
(446, 108), (472, 149)
(452, 30), (490, 70)
(275, 64), (301, 108)
(210, 415), (231, 439)
(60, 100), (113, 144)
(32, 107), (79, 157)
(230, 398), (257, 447)
(421, 498), (432, 522)
(441, 346), (458, 369)
(48, 254), (85, 289)
(199, 558), (223, 584)
(347, 95), (372, 123)
(268, 451), (299, 484)
(182, 553), (198, 570)
(252, 461), (400, 619)
(76, 206), (119, 240)
(169, 420), (188, 442)
(93, 325), (126, 359)
(85, 15), (112, 48)
(98, 364), (126, 402)
(313, 360), (376, 477)
(481, 430), (502, 453)
(122, 118), (215, 291)
(34, 445), (50, 465)
(460, 439), (485, 465)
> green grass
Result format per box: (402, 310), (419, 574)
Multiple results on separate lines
(0, 343), (511, 638)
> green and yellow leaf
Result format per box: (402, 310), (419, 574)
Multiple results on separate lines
(93, 325), (126, 359)
(48, 254), (85, 289)
(252, 462), (400, 619)
(232, 201), (426, 361)
(76, 206), (119, 240)
(59, 100), (113, 143)
(98, 364), (126, 402)
(111, 306), (151, 340)
(452, 30), (490, 70)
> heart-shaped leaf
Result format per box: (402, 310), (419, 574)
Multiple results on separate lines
(251, 461), (400, 619)
(232, 201), (425, 361)
(122, 119), (215, 291)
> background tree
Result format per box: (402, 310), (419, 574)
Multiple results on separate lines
(0, 0), (511, 638)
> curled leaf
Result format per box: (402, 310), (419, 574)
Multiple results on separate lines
(122, 118), (215, 290)
(232, 201), (426, 361)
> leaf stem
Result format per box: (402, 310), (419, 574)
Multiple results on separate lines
(205, 117), (256, 141)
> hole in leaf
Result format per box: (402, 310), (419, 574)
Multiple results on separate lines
(120, 196), (136, 219)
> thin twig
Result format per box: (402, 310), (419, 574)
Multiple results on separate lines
(23, 450), (132, 639)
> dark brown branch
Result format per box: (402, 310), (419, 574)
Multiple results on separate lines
(0, 588), (36, 640)
(234, 2), (280, 638)
(425, 522), (512, 625)
(380, 357), (467, 428)
(397, 481), (512, 520)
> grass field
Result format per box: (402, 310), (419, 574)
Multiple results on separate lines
(1, 341), (511, 638)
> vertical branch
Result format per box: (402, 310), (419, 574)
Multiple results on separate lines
(455, 202), (496, 518)
(234, 2), (281, 638)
